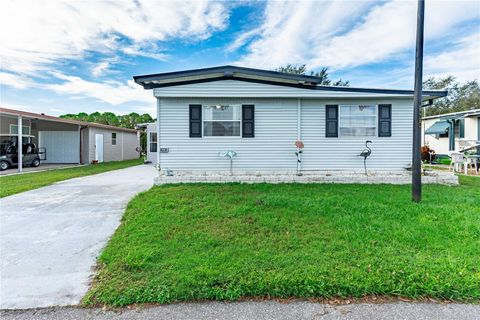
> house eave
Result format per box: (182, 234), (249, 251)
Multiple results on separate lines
(134, 66), (447, 100)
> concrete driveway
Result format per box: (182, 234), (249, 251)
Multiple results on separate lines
(0, 165), (156, 309)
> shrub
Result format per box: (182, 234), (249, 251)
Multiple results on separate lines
(439, 157), (452, 165)
(421, 145), (435, 162)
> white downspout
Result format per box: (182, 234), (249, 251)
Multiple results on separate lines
(297, 98), (301, 140)
(297, 98), (301, 173)
(156, 98), (161, 172)
(17, 115), (23, 173)
(78, 125), (81, 164)
(121, 132), (124, 161)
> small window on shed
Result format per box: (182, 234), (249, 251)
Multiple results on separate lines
(112, 133), (117, 145)
(10, 125), (31, 135)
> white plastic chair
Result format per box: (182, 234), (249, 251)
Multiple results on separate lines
(450, 152), (465, 173)
(465, 156), (479, 175)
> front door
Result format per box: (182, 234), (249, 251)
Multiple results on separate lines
(95, 134), (104, 162)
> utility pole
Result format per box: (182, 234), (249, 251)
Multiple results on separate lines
(412, 0), (425, 202)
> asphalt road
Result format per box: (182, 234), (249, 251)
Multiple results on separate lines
(1, 301), (479, 320)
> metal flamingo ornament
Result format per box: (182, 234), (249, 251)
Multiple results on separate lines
(359, 140), (372, 175)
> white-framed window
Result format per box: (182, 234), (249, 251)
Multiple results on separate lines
(111, 132), (117, 145)
(149, 132), (157, 152)
(203, 105), (241, 137)
(9, 124), (31, 135)
(339, 105), (376, 137)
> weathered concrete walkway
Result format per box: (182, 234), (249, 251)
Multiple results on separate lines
(0, 165), (156, 309)
(1, 301), (479, 320)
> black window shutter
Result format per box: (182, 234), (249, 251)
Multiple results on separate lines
(242, 105), (255, 138)
(189, 104), (202, 138)
(325, 105), (338, 137)
(378, 104), (392, 137)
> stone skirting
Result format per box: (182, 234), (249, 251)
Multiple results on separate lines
(154, 170), (458, 185)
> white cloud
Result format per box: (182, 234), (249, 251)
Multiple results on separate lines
(121, 45), (169, 61)
(226, 28), (261, 52)
(91, 61), (113, 78)
(47, 72), (152, 106)
(310, 0), (480, 69)
(90, 57), (124, 77)
(0, 72), (35, 89)
(0, 0), (228, 108)
(235, 0), (480, 75)
(338, 30), (480, 89)
(424, 32), (480, 82)
(0, 0), (228, 75)
(236, 1), (372, 68)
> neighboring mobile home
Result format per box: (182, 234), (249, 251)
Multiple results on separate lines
(422, 109), (480, 155)
(0, 107), (140, 167)
(134, 66), (447, 174)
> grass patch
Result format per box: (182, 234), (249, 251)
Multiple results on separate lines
(85, 176), (480, 306)
(0, 158), (143, 198)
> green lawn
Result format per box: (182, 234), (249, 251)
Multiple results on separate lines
(0, 158), (143, 198)
(84, 176), (480, 306)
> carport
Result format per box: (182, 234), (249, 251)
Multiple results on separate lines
(0, 108), (83, 172)
(1, 107), (140, 172)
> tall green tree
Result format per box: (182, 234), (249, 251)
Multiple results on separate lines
(423, 76), (480, 116)
(60, 111), (154, 129)
(275, 64), (349, 86)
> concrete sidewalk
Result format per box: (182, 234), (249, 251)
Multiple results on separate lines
(0, 165), (156, 309)
(1, 301), (479, 320)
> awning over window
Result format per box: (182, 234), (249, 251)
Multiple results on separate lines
(425, 120), (450, 135)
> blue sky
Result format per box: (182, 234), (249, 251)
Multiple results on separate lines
(1, 0), (479, 116)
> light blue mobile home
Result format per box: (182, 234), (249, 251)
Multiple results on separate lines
(135, 66), (446, 174)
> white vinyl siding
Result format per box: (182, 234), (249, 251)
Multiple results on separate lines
(301, 99), (412, 171)
(158, 98), (297, 172)
(154, 80), (415, 99)
(154, 97), (413, 172)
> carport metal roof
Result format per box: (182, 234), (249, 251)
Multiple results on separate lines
(0, 107), (137, 133)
